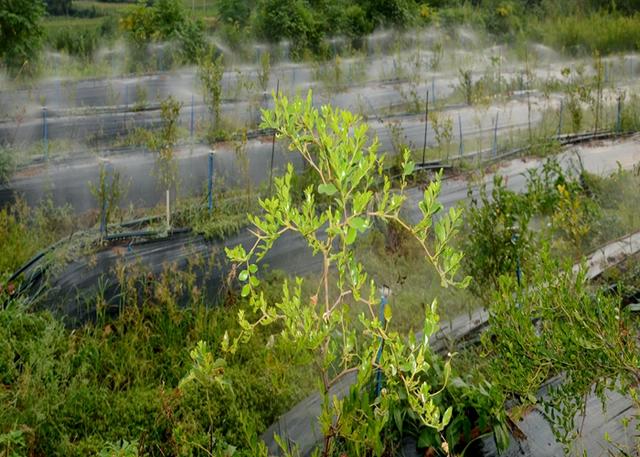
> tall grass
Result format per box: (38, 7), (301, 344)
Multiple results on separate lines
(534, 13), (640, 55)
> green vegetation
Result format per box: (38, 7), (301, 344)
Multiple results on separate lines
(0, 0), (45, 73)
(120, 0), (207, 66)
(0, 87), (639, 455)
(0, 199), (76, 283)
(3, 0), (640, 75)
(223, 92), (508, 455)
(0, 268), (313, 456)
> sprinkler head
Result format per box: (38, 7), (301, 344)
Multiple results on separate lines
(380, 285), (392, 299)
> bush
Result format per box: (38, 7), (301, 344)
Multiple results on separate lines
(0, 266), (312, 456)
(120, 0), (208, 65)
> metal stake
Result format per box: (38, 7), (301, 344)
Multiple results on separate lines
(492, 113), (499, 156)
(616, 95), (623, 133)
(269, 80), (280, 195)
(458, 113), (464, 157)
(421, 89), (429, 165)
(190, 93), (195, 139)
(42, 107), (48, 161)
(558, 99), (564, 136)
(208, 151), (214, 213)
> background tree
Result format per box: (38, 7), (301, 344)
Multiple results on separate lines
(0, 0), (45, 72)
(45, 0), (71, 15)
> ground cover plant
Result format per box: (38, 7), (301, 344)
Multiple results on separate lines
(0, 265), (314, 456)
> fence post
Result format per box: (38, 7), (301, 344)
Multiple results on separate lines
(492, 113), (499, 156)
(123, 85), (128, 131)
(166, 189), (171, 230)
(421, 89), (429, 165)
(208, 150), (214, 213)
(100, 187), (107, 237)
(558, 99), (564, 136)
(42, 107), (48, 161)
(616, 95), (623, 133)
(431, 78), (436, 105)
(458, 114), (464, 157)
(190, 93), (195, 140)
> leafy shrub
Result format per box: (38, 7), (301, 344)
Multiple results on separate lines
(120, 0), (207, 65)
(0, 0), (45, 71)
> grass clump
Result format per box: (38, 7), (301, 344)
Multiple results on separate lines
(0, 265), (312, 456)
(0, 199), (76, 283)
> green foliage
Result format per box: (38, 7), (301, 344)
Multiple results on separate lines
(0, 148), (15, 184)
(0, 262), (311, 456)
(148, 95), (182, 191)
(0, 199), (75, 284)
(0, 0), (45, 71)
(198, 52), (225, 138)
(120, 0), (207, 64)
(221, 92), (508, 455)
(216, 0), (252, 26)
(462, 158), (582, 299)
(44, 0), (71, 15)
(252, 0), (324, 58)
(89, 163), (127, 232)
(482, 247), (640, 452)
(535, 13), (640, 55)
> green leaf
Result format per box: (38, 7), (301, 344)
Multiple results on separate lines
(238, 270), (249, 282)
(383, 303), (392, 323)
(393, 409), (403, 434)
(348, 216), (368, 232)
(318, 183), (337, 196)
(346, 227), (357, 245)
(442, 406), (453, 427)
(241, 284), (251, 297)
(417, 428), (439, 448)
(248, 264), (258, 274)
(403, 160), (415, 177)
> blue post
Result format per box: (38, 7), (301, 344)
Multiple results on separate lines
(458, 113), (464, 157)
(190, 93), (195, 139)
(512, 233), (522, 287)
(42, 107), (48, 160)
(375, 292), (389, 397)
(492, 113), (499, 156)
(558, 99), (564, 136)
(208, 151), (214, 213)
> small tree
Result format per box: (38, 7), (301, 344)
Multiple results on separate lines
(430, 112), (453, 161)
(148, 95), (182, 228)
(222, 92), (506, 455)
(89, 162), (126, 235)
(257, 51), (271, 93)
(199, 53), (225, 139)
